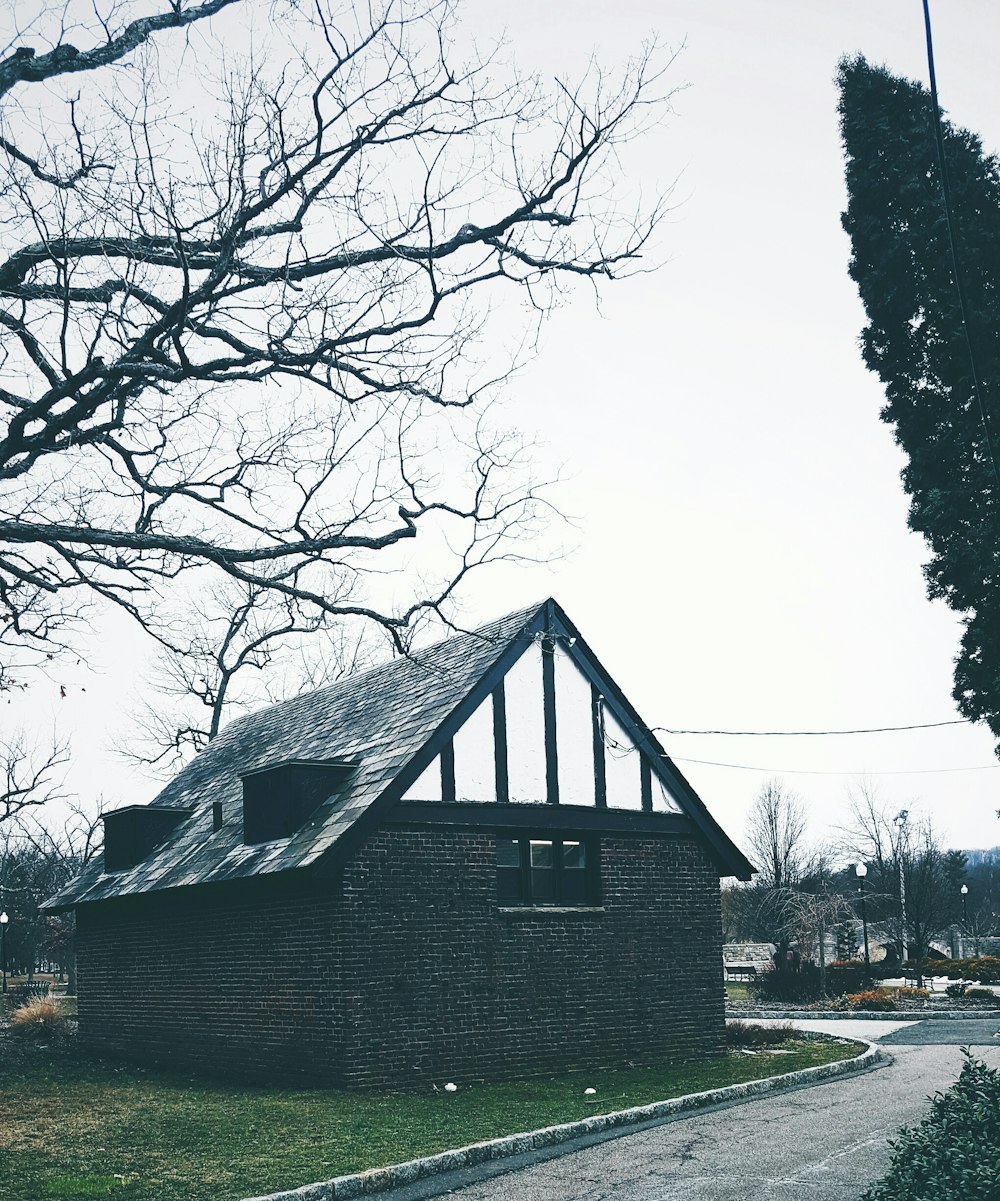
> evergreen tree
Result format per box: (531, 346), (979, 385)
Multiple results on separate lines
(837, 56), (1000, 743)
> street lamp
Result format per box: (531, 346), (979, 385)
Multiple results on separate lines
(893, 809), (909, 964)
(856, 863), (871, 986)
(0, 911), (8, 995)
(961, 883), (969, 925)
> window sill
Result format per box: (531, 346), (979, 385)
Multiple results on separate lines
(497, 906), (606, 915)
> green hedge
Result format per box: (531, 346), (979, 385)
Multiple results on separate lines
(955, 957), (1000, 984)
(861, 1052), (1000, 1201)
(900, 956), (1000, 983)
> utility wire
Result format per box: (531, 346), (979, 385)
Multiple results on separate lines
(672, 755), (999, 777)
(921, 0), (1000, 487)
(653, 719), (969, 736)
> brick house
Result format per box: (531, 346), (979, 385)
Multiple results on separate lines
(45, 599), (753, 1088)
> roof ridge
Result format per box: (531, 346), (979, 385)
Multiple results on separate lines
(213, 599), (548, 744)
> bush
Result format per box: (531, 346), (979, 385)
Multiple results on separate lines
(726, 1019), (798, 1047)
(896, 986), (930, 1001)
(748, 964), (824, 1005)
(861, 1052), (1000, 1201)
(9, 995), (69, 1039)
(845, 990), (896, 1011)
(946, 981), (969, 997)
(931, 956), (1000, 984)
(965, 957), (1000, 984)
(964, 987), (998, 1003)
(826, 960), (867, 995)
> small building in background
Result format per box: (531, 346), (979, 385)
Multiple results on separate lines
(45, 598), (753, 1088)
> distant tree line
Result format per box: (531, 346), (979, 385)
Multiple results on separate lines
(0, 805), (100, 989)
(722, 779), (995, 985)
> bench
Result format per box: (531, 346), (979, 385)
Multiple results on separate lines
(9, 980), (51, 1006)
(724, 965), (758, 982)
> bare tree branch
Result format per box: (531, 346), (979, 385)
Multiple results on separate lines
(0, 0), (674, 681)
(0, 731), (69, 824)
(0, 0), (240, 98)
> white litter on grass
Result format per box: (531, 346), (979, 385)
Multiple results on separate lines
(444, 1082), (458, 1093)
(584, 1087), (597, 1095)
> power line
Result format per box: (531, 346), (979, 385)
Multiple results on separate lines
(672, 755), (999, 777)
(921, 0), (1000, 487)
(654, 719), (969, 737)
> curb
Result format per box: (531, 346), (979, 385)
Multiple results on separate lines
(733, 1008), (1000, 1021)
(242, 1040), (887, 1201)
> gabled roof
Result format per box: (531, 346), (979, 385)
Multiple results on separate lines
(45, 599), (752, 911)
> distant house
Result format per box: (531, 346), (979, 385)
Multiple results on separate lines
(45, 599), (753, 1088)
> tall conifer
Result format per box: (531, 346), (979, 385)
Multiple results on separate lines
(838, 56), (1000, 742)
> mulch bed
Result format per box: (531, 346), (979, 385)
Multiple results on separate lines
(727, 995), (998, 1016)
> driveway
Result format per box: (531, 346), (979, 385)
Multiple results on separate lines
(398, 1020), (1000, 1201)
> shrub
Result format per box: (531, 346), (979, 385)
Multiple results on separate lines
(940, 956), (1000, 984)
(748, 964), (824, 1005)
(845, 990), (896, 1011)
(964, 987), (998, 1003)
(946, 981), (969, 998)
(861, 1052), (1000, 1201)
(9, 995), (69, 1039)
(896, 986), (930, 1001)
(967, 956), (1000, 984)
(726, 1019), (797, 1047)
(826, 960), (867, 995)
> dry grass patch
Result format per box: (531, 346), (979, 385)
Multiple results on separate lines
(9, 997), (71, 1039)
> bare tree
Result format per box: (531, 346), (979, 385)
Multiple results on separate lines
(0, 731), (68, 825)
(842, 784), (959, 984)
(745, 779), (807, 890)
(2, 799), (103, 990)
(721, 780), (810, 952)
(903, 830), (963, 985)
(0, 0), (674, 686)
(779, 877), (857, 997)
(121, 582), (381, 769)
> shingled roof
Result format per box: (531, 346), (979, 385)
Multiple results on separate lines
(45, 598), (752, 912)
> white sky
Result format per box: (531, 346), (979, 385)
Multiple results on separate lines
(9, 0), (1000, 858)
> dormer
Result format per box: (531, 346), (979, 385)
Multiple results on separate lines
(240, 758), (358, 845)
(103, 805), (194, 873)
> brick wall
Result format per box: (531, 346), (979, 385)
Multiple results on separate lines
(75, 827), (725, 1088)
(75, 877), (345, 1082)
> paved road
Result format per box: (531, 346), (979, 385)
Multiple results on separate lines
(411, 1020), (1000, 1201)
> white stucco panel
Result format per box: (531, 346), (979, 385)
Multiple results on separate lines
(603, 707), (643, 810)
(554, 644), (595, 806)
(505, 641), (547, 804)
(454, 694), (497, 803)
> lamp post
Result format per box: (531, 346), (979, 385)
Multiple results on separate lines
(0, 911), (8, 995)
(856, 863), (871, 987)
(960, 883), (969, 957)
(893, 809), (909, 964)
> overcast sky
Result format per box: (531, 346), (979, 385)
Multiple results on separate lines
(9, 0), (1000, 860)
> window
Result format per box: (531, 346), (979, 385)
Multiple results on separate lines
(496, 836), (599, 906)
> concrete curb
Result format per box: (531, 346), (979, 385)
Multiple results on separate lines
(733, 1008), (1000, 1021)
(242, 1040), (888, 1201)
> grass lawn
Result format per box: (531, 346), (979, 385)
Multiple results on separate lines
(0, 1034), (862, 1201)
(725, 981), (750, 1001)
